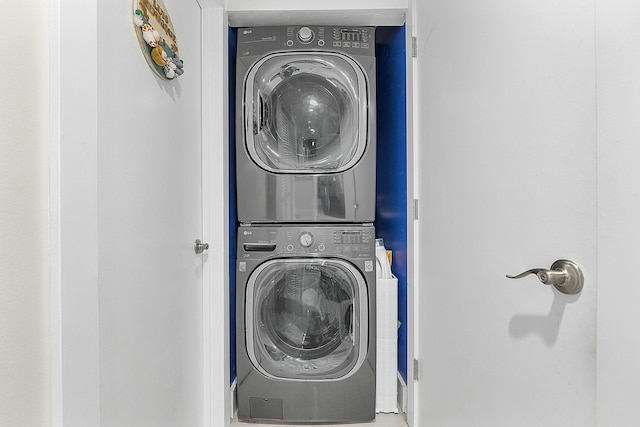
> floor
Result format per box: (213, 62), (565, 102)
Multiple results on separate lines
(231, 413), (407, 427)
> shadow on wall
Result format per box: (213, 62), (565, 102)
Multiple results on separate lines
(509, 290), (581, 347)
(154, 76), (183, 101)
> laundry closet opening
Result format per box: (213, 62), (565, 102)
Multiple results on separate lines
(227, 24), (408, 393)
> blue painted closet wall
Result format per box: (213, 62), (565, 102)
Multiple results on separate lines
(228, 25), (408, 384)
(374, 26), (408, 382)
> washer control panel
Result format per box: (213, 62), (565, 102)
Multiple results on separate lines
(237, 26), (375, 57)
(238, 225), (374, 259)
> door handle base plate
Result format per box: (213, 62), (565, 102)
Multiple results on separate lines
(550, 259), (583, 295)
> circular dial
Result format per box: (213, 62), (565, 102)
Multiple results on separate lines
(299, 231), (314, 248)
(297, 27), (314, 43)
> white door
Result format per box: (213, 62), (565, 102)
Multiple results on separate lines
(414, 1), (597, 426)
(97, 1), (203, 426)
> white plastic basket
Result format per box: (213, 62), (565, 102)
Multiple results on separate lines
(376, 275), (398, 413)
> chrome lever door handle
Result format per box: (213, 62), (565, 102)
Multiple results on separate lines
(506, 259), (584, 295)
(506, 268), (567, 285)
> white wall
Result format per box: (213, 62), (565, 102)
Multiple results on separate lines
(596, 0), (640, 424)
(0, 1), (51, 426)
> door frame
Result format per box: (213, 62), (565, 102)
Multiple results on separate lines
(49, 1), (230, 426)
(405, 2), (417, 426)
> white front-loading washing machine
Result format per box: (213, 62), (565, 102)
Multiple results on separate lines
(235, 224), (376, 422)
(235, 26), (377, 223)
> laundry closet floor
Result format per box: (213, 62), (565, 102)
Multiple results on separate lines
(231, 413), (408, 426)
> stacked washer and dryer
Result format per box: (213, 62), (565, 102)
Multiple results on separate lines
(235, 25), (378, 423)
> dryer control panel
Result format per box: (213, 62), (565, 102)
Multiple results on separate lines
(238, 225), (374, 260)
(237, 26), (375, 57)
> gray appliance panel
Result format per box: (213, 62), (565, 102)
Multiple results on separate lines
(237, 223), (374, 260)
(235, 225), (376, 422)
(235, 160), (377, 223)
(235, 26), (377, 223)
(237, 26), (375, 57)
(237, 366), (376, 422)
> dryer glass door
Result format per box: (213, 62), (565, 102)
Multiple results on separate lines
(244, 53), (368, 174)
(246, 258), (368, 381)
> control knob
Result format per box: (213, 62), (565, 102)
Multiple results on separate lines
(297, 27), (314, 43)
(299, 231), (314, 248)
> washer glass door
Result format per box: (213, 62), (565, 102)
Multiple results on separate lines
(246, 258), (368, 381)
(244, 53), (368, 174)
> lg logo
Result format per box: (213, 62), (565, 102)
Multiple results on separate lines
(243, 230), (252, 235)
(243, 30), (252, 35)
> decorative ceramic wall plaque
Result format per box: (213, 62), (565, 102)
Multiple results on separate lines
(132, 0), (184, 80)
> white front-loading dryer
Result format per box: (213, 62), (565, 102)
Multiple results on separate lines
(235, 26), (377, 223)
(235, 224), (376, 422)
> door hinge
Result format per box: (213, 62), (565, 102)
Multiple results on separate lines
(413, 199), (419, 220)
(413, 358), (420, 381)
(412, 36), (418, 58)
